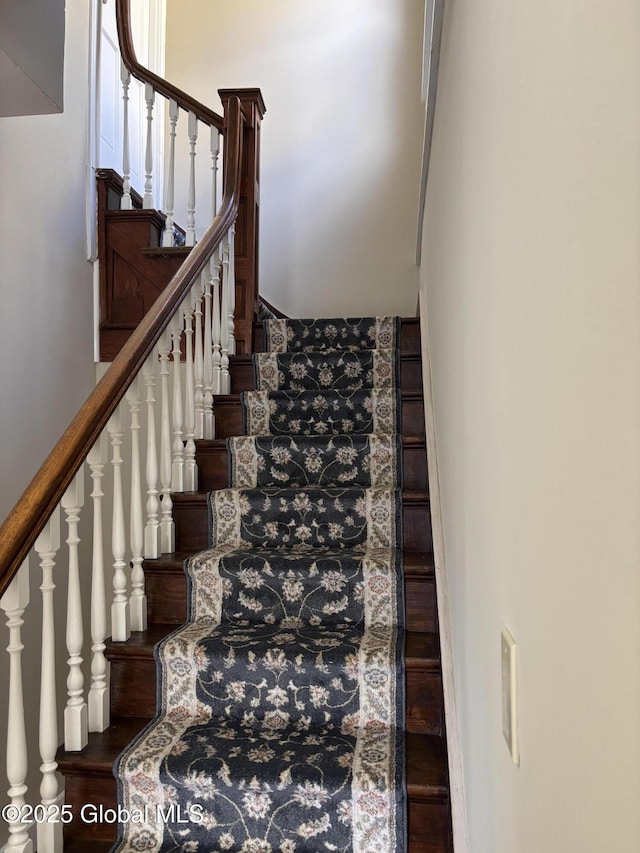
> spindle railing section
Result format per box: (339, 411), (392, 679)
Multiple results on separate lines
(0, 2), (263, 849)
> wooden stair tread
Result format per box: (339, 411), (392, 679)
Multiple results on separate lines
(172, 488), (429, 503)
(58, 720), (448, 800)
(197, 434), (426, 449)
(57, 717), (149, 774)
(105, 624), (176, 656)
(230, 354), (421, 365)
(142, 246), (192, 257)
(106, 626), (440, 672)
(144, 550), (435, 577)
(64, 840), (114, 853)
(213, 389), (425, 403)
(406, 733), (449, 799)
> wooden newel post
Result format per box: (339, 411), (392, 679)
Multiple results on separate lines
(218, 88), (266, 356)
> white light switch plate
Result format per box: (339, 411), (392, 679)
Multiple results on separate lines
(501, 627), (519, 765)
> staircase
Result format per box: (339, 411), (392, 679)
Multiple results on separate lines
(0, 4), (453, 849)
(57, 317), (453, 852)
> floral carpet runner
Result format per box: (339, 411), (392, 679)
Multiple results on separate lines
(115, 317), (406, 852)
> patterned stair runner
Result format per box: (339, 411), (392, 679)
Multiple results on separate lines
(115, 317), (406, 853)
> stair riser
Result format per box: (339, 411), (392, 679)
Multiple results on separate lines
(172, 498), (432, 553)
(145, 568), (437, 633)
(196, 443), (429, 492)
(252, 318), (421, 355)
(213, 395), (426, 438)
(103, 654), (443, 736)
(408, 800), (453, 853)
(63, 774), (121, 842)
(230, 355), (423, 394)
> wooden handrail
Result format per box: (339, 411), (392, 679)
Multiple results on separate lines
(115, 0), (224, 131)
(0, 97), (243, 597)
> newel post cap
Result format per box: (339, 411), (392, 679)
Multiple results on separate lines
(218, 88), (266, 124)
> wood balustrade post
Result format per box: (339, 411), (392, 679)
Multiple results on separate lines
(182, 294), (198, 491)
(125, 376), (147, 631)
(218, 89), (266, 356)
(1, 560), (32, 853)
(35, 509), (62, 853)
(87, 435), (110, 732)
(61, 472), (88, 752)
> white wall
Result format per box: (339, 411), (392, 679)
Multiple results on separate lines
(420, 1), (640, 851)
(0, 0), (65, 115)
(165, 0), (424, 318)
(0, 0), (96, 810)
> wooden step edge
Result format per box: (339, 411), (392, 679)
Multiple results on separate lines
(406, 732), (449, 800)
(405, 632), (441, 668)
(197, 435), (427, 449)
(104, 208), (165, 227)
(143, 551), (435, 576)
(105, 628), (440, 670)
(171, 489), (430, 505)
(56, 717), (150, 774)
(64, 840), (114, 853)
(230, 353), (422, 366)
(213, 390), (425, 404)
(143, 246), (192, 257)
(105, 624), (176, 658)
(253, 317), (420, 329)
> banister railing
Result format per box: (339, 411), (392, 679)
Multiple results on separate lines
(0, 96), (243, 597)
(115, 0), (224, 132)
(0, 3), (263, 849)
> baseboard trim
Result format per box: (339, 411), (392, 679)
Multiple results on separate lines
(419, 289), (470, 852)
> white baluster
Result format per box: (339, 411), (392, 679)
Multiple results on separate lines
(186, 111), (198, 246)
(220, 239), (231, 394)
(126, 376), (147, 631)
(211, 126), (220, 217)
(87, 435), (110, 732)
(183, 295), (198, 491)
(228, 224), (236, 356)
(162, 99), (179, 247)
(170, 312), (185, 491)
(143, 83), (155, 209)
(61, 472), (88, 752)
(202, 267), (214, 439)
(143, 355), (160, 558)
(120, 60), (132, 211)
(211, 257), (222, 397)
(193, 279), (205, 440)
(158, 330), (175, 552)
(108, 407), (130, 642)
(1, 560), (32, 853)
(210, 124), (222, 399)
(35, 508), (62, 853)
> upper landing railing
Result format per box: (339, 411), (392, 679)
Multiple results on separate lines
(0, 2), (264, 849)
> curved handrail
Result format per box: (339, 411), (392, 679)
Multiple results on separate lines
(0, 96), (243, 597)
(115, 0), (224, 131)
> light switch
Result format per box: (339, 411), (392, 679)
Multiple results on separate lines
(501, 627), (519, 765)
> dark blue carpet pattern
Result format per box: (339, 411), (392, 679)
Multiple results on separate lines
(115, 317), (406, 853)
